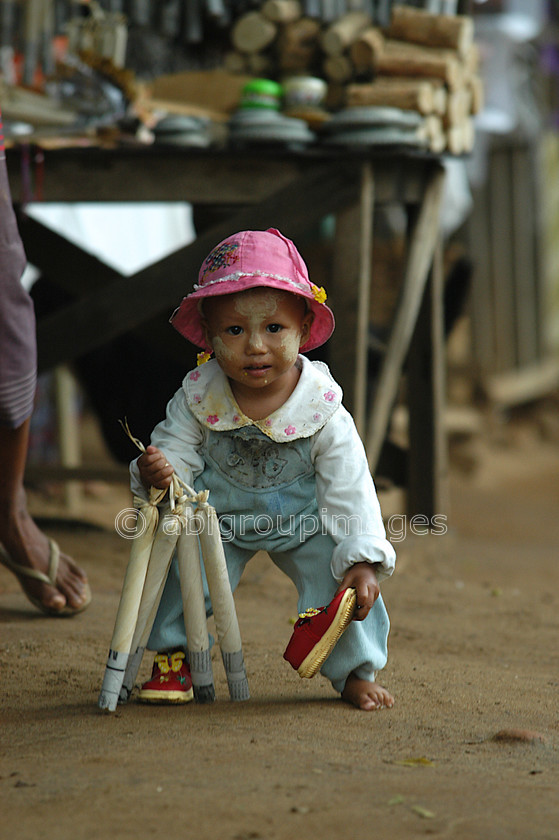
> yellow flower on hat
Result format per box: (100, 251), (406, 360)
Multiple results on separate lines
(311, 284), (327, 304)
(197, 351), (212, 366)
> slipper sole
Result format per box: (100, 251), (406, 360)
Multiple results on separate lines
(137, 688), (194, 704)
(297, 588), (357, 679)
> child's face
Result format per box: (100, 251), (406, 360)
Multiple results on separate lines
(202, 287), (313, 393)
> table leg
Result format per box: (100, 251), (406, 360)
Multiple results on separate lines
(354, 161), (375, 437)
(329, 162), (374, 425)
(364, 165), (446, 481)
(407, 235), (449, 518)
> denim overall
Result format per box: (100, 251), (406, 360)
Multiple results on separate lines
(148, 425), (390, 693)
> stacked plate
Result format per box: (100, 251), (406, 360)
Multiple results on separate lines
(228, 109), (316, 149)
(319, 107), (428, 149)
(153, 115), (212, 147)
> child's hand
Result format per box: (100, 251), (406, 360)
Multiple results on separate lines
(137, 445), (174, 490)
(337, 561), (380, 621)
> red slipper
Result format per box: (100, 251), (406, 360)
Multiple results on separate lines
(283, 588), (357, 679)
(138, 651), (194, 704)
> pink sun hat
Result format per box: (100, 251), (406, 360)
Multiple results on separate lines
(170, 228), (335, 352)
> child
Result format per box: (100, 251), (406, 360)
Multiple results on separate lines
(131, 228), (395, 711)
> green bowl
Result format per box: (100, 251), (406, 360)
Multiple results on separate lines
(240, 78), (283, 110)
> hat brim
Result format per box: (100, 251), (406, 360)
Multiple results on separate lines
(170, 275), (335, 352)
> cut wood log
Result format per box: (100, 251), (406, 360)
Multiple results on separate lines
(231, 11), (277, 54)
(421, 114), (446, 153)
(463, 116), (475, 152)
(357, 75), (447, 114)
(466, 42), (480, 77)
(446, 124), (463, 155)
(446, 117), (474, 155)
(277, 16), (321, 73)
(375, 42), (463, 90)
(348, 26), (385, 75)
(323, 54), (354, 84)
(262, 0), (301, 23)
(352, 76), (448, 115)
(388, 4), (474, 57)
(346, 79), (437, 115)
(320, 11), (372, 57)
(468, 74), (484, 114)
(384, 38), (477, 80)
(444, 87), (472, 126)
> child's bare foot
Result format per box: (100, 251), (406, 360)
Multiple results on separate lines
(341, 673), (394, 711)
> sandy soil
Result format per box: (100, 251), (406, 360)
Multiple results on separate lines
(1, 406), (558, 840)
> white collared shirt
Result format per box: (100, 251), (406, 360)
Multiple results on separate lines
(130, 356), (395, 582)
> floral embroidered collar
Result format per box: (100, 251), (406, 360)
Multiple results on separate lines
(183, 356), (342, 441)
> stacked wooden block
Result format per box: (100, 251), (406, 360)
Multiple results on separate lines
(226, 2), (483, 155)
(346, 5), (482, 154)
(226, 0), (322, 77)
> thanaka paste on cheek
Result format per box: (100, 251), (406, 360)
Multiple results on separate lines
(211, 335), (235, 362)
(278, 330), (302, 362)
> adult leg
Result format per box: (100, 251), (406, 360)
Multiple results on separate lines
(0, 417), (91, 614)
(0, 135), (90, 615)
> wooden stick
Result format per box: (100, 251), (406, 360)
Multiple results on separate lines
(365, 166), (446, 470)
(177, 509), (215, 703)
(119, 515), (181, 704)
(353, 161), (374, 437)
(198, 506), (249, 701)
(98, 490), (165, 711)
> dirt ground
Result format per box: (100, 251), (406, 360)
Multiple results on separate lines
(1, 398), (558, 840)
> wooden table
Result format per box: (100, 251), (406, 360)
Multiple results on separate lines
(8, 144), (446, 517)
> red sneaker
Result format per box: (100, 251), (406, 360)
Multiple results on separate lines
(138, 650), (194, 704)
(283, 588), (357, 679)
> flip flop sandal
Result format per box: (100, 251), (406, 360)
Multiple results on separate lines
(0, 538), (91, 616)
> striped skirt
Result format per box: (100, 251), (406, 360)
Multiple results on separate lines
(0, 113), (36, 428)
